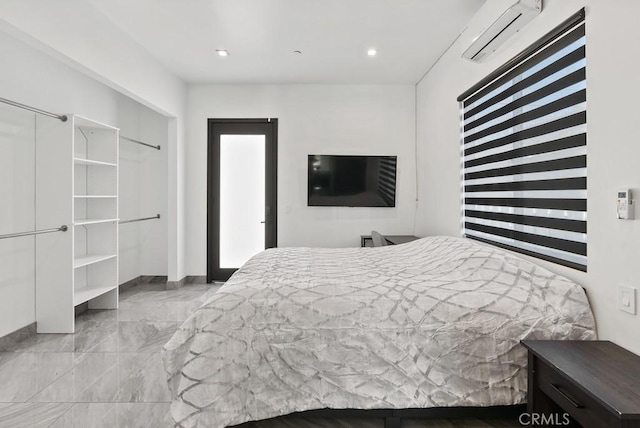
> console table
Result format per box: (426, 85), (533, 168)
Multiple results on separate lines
(360, 235), (419, 247)
(521, 340), (640, 428)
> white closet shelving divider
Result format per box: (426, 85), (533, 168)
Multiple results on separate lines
(35, 114), (119, 333)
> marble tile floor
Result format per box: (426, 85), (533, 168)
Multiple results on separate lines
(0, 281), (222, 428)
(0, 282), (521, 428)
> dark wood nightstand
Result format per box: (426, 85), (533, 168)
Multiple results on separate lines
(360, 235), (419, 247)
(521, 340), (640, 428)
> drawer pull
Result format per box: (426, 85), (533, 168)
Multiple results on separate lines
(551, 383), (583, 408)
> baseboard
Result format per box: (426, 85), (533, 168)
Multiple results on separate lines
(119, 276), (140, 294)
(0, 322), (36, 350)
(121, 275), (209, 292)
(118, 275), (168, 291)
(138, 275), (169, 284)
(186, 276), (207, 284)
(166, 276), (186, 290)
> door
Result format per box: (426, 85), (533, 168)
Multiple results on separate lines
(207, 119), (277, 282)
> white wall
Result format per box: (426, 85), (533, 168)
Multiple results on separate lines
(134, 110), (169, 276)
(0, 105), (37, 337)
(117, 99), (169, 283)
(0, 30), (168, 337)
(414, 0), (640, 354)
(186, 84), (416, 275)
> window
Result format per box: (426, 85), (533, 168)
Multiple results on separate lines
(458, 9), (587, 271)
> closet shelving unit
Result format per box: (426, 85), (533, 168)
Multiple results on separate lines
(36, 115), (119, 333)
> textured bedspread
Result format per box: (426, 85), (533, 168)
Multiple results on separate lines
(162, 236), (596, 427)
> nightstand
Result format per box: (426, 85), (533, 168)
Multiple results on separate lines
(360, 235), (419, 247)
(521, 340), (640, 428)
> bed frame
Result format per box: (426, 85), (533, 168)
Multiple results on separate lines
(233, 404), (526, 427)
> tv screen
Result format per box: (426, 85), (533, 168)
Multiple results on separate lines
(307, 155), (397, 207)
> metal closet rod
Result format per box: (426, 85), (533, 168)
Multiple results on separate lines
(0, 96), (67, 122)
(0, 225), (68, 240)
(119, 214), (160, 224)
(120, 135), (161, 150)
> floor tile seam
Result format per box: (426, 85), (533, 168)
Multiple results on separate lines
(7, 334), (179, 354)
(74, 331), (117, 352)
(46, 350), (164, 355)
(19, 354), (81, 403)
(43, 402), (74, 428)
(81, 350), (167, 354)
(0, 400), (172, 404)
(25, 397), (172, 404)
(3, 324), (180, 353)
(26, 354), (120, 404)
(41, 401), (171, 428)
(7, 400), (173, 405)
(44, 349), (168, 402)
(75, 400), (172, 403)
(1, 349), (72, 354)
(64, 355), (123, 402)
(5, 349), (167, 354)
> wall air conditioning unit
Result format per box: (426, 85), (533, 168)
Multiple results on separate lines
(461, 0), (542, 62)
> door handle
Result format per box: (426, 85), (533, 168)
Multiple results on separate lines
(260, 221), (266, 224)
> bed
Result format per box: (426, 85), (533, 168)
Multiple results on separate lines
(162, 236), (596, 428)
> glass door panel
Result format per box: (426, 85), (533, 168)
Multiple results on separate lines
(219, 134), (265, 269)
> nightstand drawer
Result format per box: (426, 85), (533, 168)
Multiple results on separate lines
(536, 360), (616, 428)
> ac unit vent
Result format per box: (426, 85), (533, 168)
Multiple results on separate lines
(462, 0), (542, 62)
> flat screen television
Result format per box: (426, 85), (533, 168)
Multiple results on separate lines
(307, 155), (397, 207)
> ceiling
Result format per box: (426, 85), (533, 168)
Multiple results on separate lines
(88, 0), (486, 85)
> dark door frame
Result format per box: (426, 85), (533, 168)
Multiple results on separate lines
(207, 118), (278, 282)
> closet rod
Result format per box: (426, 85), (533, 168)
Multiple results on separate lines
(120, 135), (161, 150)
(0, 225), (68, 240)
(119, 214), (160, 224)
(0, 97), (67, 122)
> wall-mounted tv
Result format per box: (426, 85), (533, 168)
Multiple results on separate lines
(307, 155), (397, 207)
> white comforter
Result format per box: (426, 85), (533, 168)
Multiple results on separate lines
(162, 236), (596, 427)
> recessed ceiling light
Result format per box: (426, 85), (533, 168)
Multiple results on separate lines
(216, 50), (229, 57)
(367, 49), (377, 57)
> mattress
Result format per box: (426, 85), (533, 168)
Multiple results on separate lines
(162, 236), (596, 428)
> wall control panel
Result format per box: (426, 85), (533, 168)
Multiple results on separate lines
(616, 189), (634, 220)
(618, 285), (637, 315)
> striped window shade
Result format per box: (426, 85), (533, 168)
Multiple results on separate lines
(458, 9), (587, 271)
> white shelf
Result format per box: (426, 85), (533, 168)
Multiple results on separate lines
(74, 285), (118, 306)
(36, 114), (119, 334)
(74, 254), (117, 269)
(74, 158), (117, 167)
(74, 218), (119, 226)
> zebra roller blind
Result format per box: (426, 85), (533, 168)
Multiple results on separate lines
(459, 10), (587, 271)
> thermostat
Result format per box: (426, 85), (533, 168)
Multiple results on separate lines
(616, 189), (634, 220)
